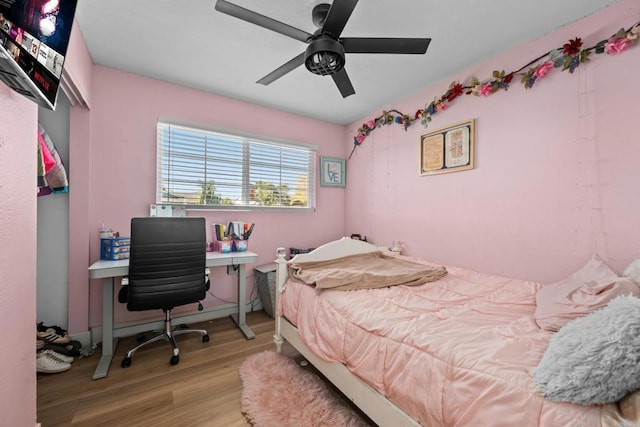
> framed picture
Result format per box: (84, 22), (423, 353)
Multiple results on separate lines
(420, 119), (475, 176)
(320, 156), (346, 187)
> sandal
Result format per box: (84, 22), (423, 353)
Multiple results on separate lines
(37, 328), (71, 344)
(43, 340), (82, 357)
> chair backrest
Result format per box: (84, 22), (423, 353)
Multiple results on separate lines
(127, 217), (206, 312)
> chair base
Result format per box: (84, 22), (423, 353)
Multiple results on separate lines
(121, 309), (209, 368)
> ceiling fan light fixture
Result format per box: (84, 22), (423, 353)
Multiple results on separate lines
(304, 38), (345, 76)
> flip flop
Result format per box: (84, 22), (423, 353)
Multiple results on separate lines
(43, 340), (82, 357)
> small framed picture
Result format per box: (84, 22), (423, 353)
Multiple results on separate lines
(420, 119), (475, 176)
(320, 156), (346, 187)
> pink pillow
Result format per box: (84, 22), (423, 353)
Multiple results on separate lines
(534, 256), (640, 331)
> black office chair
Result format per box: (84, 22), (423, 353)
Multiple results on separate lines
(119, 217), (210, 368)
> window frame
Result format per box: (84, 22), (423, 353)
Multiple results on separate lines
(156, 119), (317, 212)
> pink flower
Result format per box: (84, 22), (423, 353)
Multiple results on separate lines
(367, 120), (376, 129)
(356, 134), (365, 143)
(479, 83), (493, 97)
(534, 61), (553, 79)
(605, 37), (632, 54)
(435, 102), (447, 112)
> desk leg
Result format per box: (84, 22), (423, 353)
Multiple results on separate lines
(230, 264), (255, 340)
(93, 277), (118, 379)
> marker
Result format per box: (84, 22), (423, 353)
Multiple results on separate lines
(243, 223), (255, 240)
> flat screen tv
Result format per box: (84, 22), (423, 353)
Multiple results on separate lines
(0, 0), (77, 110)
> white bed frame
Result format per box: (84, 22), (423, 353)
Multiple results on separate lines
(273, 237), (420, 427)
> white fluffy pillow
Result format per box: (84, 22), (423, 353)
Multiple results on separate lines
(532, 295), (640, 405)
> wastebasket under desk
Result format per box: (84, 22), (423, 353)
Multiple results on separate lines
(254, 262), (277, 318)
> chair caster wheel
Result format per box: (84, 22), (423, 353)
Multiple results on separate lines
(202, 334), (210, 343)
(121, 357), (132, 368)
(170, 355), (179, 365)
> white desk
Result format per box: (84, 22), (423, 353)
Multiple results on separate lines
(88, 250), (258, 379)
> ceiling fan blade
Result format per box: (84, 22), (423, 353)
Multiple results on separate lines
(257, 52), (306, 85)
(322, 0), (359, 38)
(215, 0), (312, 43)
(342, 37), (431, 54)
(331, 69), (355, 98)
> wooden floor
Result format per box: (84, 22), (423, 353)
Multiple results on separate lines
(37, 311), (292, 427)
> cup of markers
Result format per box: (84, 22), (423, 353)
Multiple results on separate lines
(212, 222), (254, 253)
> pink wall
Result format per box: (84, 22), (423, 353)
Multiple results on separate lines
(62, 19), (94, 107)
(0, 86), (38, 425)
(73, 67), (347, 327)
(345, 0), (640, 283)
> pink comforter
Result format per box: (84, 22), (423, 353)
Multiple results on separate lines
(280, 261), (626, 426)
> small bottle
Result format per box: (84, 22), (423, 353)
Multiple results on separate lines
(391, 240), (402, 255)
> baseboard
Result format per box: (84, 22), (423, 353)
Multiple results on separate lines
(90, 300), (263, 345)
(69, 330), (91, 348)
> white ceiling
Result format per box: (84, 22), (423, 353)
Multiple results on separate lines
(74, 0), (620, 125)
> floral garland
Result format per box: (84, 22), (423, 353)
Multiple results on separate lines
(350, 21), (640, 159)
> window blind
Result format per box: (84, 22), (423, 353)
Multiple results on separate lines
(157, 121), (316, 210)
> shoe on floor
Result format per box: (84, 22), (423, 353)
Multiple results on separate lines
(38, 349), (74, 364)
(37, 328), (71, 344)
(36, 340), (44, 350)
(37, 322), (67, 337)
(43, 340), (82, 356)
(37, 352), (71, 374)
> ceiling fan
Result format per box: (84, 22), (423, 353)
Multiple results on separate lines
(214, 0), (431, 98)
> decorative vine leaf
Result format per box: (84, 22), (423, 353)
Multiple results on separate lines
(520, 68), (534, 84)
(549, 49), (561, 59)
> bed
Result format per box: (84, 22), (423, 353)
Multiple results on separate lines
(273, 237), (640, 426)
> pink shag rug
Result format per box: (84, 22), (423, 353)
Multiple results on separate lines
(239, 351), (371, 427)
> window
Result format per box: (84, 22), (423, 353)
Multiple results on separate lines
(157, 120), (316, 210)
